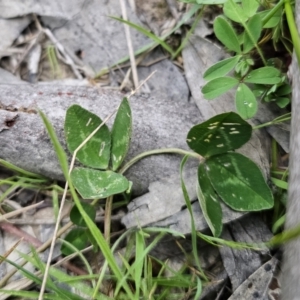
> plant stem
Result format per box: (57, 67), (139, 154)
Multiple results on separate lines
(268, 221), (300, 247)
(252, 114), (291, 129)
(172, 5), (204, 59)
(271, 138), (278, 171)
(271, 170), (289, 176)
(104, 195), (113, 243)
(262, 0), (285, 26)
(119, 148), (202, 175)
(285, 0), (300, 67)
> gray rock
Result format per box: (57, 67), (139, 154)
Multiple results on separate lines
(220, 214), (272, 291)
(0, 68), (27, 84)
(228, 257), (278, 300)
(41, 0), (151, 73)
(0, 84), (201, 195)
(0, 0), (85, 19)
(0, 17), (31, 54)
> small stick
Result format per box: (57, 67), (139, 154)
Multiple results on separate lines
(120, 0), (139, 90)
(0, 201), (44, 222)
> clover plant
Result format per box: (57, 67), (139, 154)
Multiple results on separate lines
(54, 97), (273, 253)
(201, 0), (291, 119)
(186, 112), (273, 236)
(61, 98), (132, 255)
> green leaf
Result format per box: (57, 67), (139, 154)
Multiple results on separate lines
(0, 256), (67, 298)
(39, 111), (69, 180)
(65, 105), (111, 169)
(0, 159), (45, 179)
(86, 230), (99, 252)
(213, 16), (241, 53)
(244, 67), (281, 84)
(203, 55), (241, 81)
(260, 7), (282, 28)
(267, 84), (278, 95)
(202, 77), (239, 99)
(272, 214), (285, 234)
(110, 16), (175, 56)
(276, 84), (292, 96)
(68, 179), (134, 297)
(186, 112), (252, 157)
(246, 58), (254, 66)
(102, 5), (199, 71)
(223, 0), (248, 23)
(197, 163), (223, 237)
(242, 0), (260, 18)
(235, 59), (250, 76)
(111, 98), (132, 171)
(252, 85), (265, 97)
(180, 156), (205, 277)
(276, 97), (290, 108)
(271, 177), (287, 190)
(243, 14), (262, 53)
(61, 228), (88, 256)
(206, 153), (274, 211)
(235, 83), (258, 119)
(240, 61), (250, 77)
(20, 246), (104, 299)
(71, 167), (129, 199)
(70, 202), (96, 227)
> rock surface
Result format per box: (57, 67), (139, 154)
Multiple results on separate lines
(0, 84), (200, 196)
